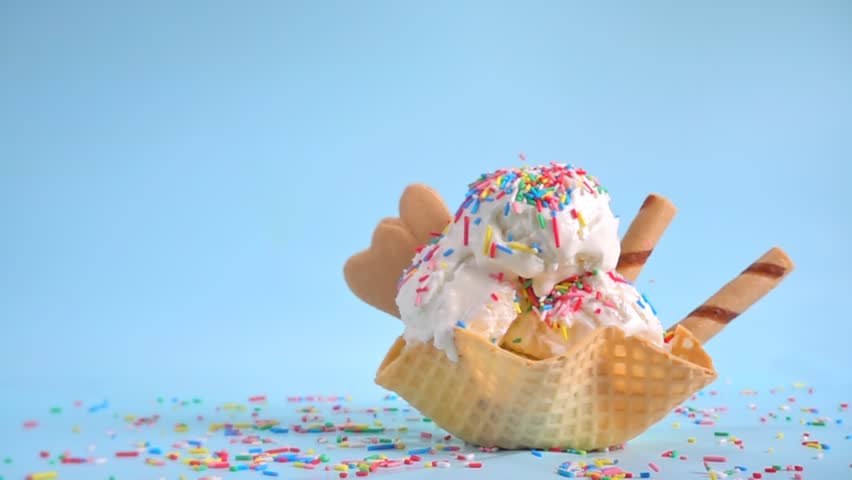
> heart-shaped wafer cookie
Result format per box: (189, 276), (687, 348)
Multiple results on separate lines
(343, 184), (452, 319)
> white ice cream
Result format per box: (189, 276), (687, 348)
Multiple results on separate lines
(518, 269), (665, 356)
(395, 163), (624, 359)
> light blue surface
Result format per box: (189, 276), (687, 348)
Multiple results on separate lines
(1, 1), (851, 478)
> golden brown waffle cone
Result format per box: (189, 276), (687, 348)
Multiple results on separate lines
(376, 324), (716, 450)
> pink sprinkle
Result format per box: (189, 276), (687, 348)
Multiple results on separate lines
(415, 294), (422, 307)
(23, 420), (38, 429)
(703, 456), (727, 463)
(649, 462), (660, 472)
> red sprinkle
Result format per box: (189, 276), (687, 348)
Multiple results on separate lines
(463, 216), (470, 245)
(468, 462), (483, 468)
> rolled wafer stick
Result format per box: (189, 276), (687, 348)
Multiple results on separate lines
(616, 194), (678, 283)
(674, 246), (794, 344)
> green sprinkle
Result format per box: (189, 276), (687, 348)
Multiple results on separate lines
(157, 397), (163, 404)
(192, 397), (202, 404)
(538, 213), (546, 228)
(320, 454), (330, 462)
(324, 422), (334, 428)
(236, 454), (253, 461)
(3, 457), (11, 464)
(714, 432), (730, 437)
(50, 406), (62, 414)
(512, 337), (522, 344)
(422, 418), (433, 423)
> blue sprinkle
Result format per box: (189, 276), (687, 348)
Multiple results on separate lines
(641, 293), (657, 315)
(532, 242), (541, 253)
(188, 440), (202, 447)
(636, 299), (645, 309)
(472, 199), (481, 214)
(531, 450), (543, 457)
(443, 248), (454, 257)
(307, 428), (323, 433)
(248, 447), (262, 453)
(456, 321), (466, 329)
(234, 464), (248, 471)
(504, 202), (511, 216)
(640, 473), (651, 479)
(507, 233), (513, 241)
(557, 468), (575, 477)
(270, 427), (289, 433)
(474, 217), (482, 225)
(263, 471), (279, 477)
(461, 196), (474, 209)
(541, 304), (553, 311)
(408, 447), (431, 455)
(495, 244), (513, 255)
(147, 447), (162, 455)
(367, 443), (396, 451)
(255, 463), (269, 470)
(735, 466), (748, 471)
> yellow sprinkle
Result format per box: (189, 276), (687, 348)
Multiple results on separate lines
(28, 472), (58, 480)
(767, 447), (774, 453)
(776, 433), (784, 439)
(124, 415), (137, 422)
(514, 302), (522, 314)
(480, 188), (490, 199)
(188, 448), (208, 455)
(577, 211), (586, 227)
(234, 422), (252, 428)
(672, 422), (681, 429)
(687, 437), (696, 443)
(561, 326), (568, 340)
(508, 242), (536, 254)
(484, 225), (492, 255)
(440, 262), (448, 269)
(398, 426), (408, 432)
(434, 443), (445, 451)
(373, 420), (383, 427)
(335, 464), (349, 471)
(306, 448), (315, 455)
(709, 472), (718, 480)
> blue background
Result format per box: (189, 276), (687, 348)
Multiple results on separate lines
(1, 1), (850, 478)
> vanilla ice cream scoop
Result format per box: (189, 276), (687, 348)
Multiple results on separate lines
(509, 269), (665, 358)
(458, 163), (620, 296)
(396, 244), (519, 361)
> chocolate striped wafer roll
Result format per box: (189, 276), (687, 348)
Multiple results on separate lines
(674, 246), (794, 344)
(616, 194), (678, 283)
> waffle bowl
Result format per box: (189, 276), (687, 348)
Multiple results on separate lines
(344, 184), (793, 450)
